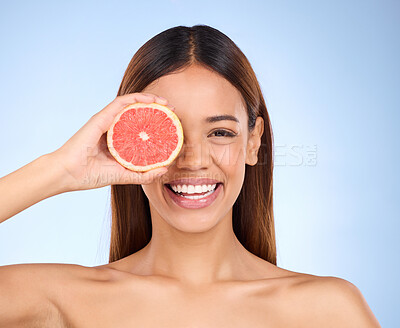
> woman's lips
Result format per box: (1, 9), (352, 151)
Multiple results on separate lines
(164, 183), (223, 209)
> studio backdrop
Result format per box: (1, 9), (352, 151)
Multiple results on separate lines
(0, 1), (398, 326)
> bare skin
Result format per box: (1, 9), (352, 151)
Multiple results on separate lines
(0, 64), (381, 327)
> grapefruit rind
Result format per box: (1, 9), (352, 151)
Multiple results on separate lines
(106, 102), (184, 172)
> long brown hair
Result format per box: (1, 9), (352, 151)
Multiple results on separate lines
(109, 24), (276, 265)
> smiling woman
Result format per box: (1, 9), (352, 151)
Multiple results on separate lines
(109, 26), (275, 268)
(0, 24), (381, 327)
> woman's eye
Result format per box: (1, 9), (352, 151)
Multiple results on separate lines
(209, 129), (237, 138)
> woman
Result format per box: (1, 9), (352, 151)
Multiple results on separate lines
(0, 25), (380, 327)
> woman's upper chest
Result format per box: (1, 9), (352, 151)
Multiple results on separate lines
(57, 274), (293, 328)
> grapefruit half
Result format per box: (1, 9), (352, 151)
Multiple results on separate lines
(107, 102), (184, 172)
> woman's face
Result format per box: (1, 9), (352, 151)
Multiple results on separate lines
(141, 64), (263, 233)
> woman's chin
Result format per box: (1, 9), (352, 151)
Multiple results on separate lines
(165, 215), (222, 233)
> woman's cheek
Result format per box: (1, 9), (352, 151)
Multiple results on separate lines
(210, 142), (247, 167)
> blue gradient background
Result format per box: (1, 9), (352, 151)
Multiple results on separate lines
(0, 0), (398, 326)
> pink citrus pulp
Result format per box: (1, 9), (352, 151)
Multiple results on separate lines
(107, 102), (184, 172)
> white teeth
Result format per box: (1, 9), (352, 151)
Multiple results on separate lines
(170, 184), (217, 194)
(179, 189), (215, 199)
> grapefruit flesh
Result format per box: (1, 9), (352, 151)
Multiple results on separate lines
(107, 102), (184, 172)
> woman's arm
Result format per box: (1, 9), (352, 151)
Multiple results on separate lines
(0, 93), (173, 225)
(0, 264), (64, 326)
(0, 153), (69, 224)
(0, 92), (173, 326)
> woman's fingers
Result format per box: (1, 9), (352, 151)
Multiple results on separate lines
(92, 93), (175, 134)
(58, 92), (176, 190)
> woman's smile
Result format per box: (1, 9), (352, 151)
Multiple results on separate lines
(163, 179), (224, 209)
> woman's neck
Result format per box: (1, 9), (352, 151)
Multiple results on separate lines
(118, 207), (267, 286)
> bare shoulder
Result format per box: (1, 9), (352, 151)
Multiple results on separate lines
(0, 262), (106, 327)
(270, 268), (381, 328)
(0, 262), (107, 287)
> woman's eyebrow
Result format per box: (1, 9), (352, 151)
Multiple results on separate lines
(205, 114), (240, 123)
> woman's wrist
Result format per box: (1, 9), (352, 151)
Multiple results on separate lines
(41, 152), (76, 195)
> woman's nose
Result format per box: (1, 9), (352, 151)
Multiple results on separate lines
(175, 142), (211, 170)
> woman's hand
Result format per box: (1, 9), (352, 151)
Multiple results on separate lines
(50, 93), (174, 191)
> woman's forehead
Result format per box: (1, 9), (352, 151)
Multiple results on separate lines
(143, 65), (246, 120)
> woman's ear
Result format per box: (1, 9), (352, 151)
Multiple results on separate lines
(245, 116), (264, 166)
